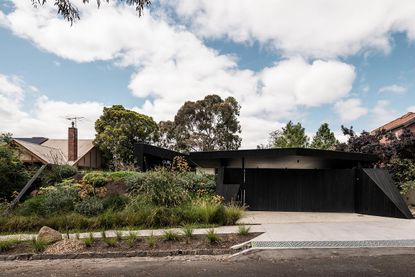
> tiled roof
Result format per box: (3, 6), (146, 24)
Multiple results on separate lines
(372, 112), (415, 133)
(13, 138), (95, 165)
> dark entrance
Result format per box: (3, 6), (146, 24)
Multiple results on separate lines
(244, 169), (355, 212)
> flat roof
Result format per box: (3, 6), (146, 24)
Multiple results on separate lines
(189, 148), (378, 162)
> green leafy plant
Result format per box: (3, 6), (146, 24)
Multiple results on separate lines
(224, 203), (244, 225)
(125, 172), (146, 194)
(103, 237), (117, 247)
(0, 144), (29, 200)
(83, 233), (95, 247)
(238, 225), (250, 236)
(40, 185), (80, 214)
(206, 229), (221, 244)
(126, 231), (139, 248)
(74, 197), (104, 216)
(82, 171), (110, 187)
(0, 239), (18, 252)
(401, 180), (415, 195)
(141, 168), (189, 207)
(163, 230), (179, 241)
(30, 238), (48, 252)
(102, 195), (129, 211)
(42, 165), (77, 185)
(115, 231), (123, 241)
(182, 225), (194, 238)
(146, 233), (157, 248)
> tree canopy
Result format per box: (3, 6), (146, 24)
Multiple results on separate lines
(0, 134), (29, 200)
(336, 126), (415, 186)
(31, 0), (151, 23)
(310, 123), (338, 150)
(94, 105), (159, 169)
(159, 94), (242, 152)
(268, 121), (309, 148)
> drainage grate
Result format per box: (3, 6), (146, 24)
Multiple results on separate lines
(251, 240), (415, 249)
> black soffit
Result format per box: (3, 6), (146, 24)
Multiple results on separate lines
(189, 148), (378, 162)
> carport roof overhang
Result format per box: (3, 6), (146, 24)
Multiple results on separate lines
(189, 148), (378, 163)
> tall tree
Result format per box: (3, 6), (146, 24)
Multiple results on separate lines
(31, 0), (151, 24)
(0, 133), (29, 200)
(310, 123), (338, 150)
(94, 105), (158, 169)
(160, 95), (242, 152)
(269, 121), (309, 148)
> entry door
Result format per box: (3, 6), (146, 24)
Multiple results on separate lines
(244, 169), (355, 212)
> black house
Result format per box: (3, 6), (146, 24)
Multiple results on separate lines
(134, 144), (412, 219)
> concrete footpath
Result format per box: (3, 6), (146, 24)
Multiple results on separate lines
(0, 225), (265, 242)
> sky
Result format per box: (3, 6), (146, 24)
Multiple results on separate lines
(0, 0), (414, 148)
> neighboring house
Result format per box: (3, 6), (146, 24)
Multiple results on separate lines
(12, 125), (102, 168)
(371, 112), (415, 142)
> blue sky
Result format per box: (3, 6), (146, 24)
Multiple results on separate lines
(0, 1), (414, 147)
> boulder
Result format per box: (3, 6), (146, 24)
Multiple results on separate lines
(37, 226), (62, 244)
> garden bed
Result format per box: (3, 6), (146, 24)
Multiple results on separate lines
(0, 233), (260, 259)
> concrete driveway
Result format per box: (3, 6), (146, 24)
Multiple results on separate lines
(237, 212), (415, 244)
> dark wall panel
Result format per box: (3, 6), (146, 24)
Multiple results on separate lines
(355, 169), (412, 219)
(244, 169), (355, 212)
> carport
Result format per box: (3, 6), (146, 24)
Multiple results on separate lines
(189, 148), (412, 219)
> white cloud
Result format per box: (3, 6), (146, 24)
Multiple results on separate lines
(162, 0), (415, 59)
(369, 100), (399, 129)
(378, 84), (407, 94)
(0, 1), (358, 147)
(0, 72), (104, 138)
(334, 98), (368, 122)
(408, 106), (415, 112)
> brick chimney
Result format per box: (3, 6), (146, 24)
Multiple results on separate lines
(68, 122), (78, 161)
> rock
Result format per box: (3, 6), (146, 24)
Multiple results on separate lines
(44, 239), (85, 254)
(37, 226), (62, 244)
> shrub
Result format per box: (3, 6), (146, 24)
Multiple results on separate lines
(224, 203), (244, 225)
(0, 144), (29, 200)
(30, 238), (48, 252)
(142, 168), (189, 207)
(41, 185), (80, 214)
(0, 239), (18, 252)
(401, 180), (415, 195)
(74, 197), (104, 216)
(42, 165), (77, 185)
(163, 230), (179, 241)
(125, 172), (146, 194)
(83, 171), (110, 187)
(107, 171), (138, 182)
(180, 172), (216, 195)
(183, 199), (222, 224)
(102, 195), (129, 211)
(238, 225), (250, 236)
(389, 159), (415, 186)
(206, 229), (221, 244)
(17, 196), (45, 216)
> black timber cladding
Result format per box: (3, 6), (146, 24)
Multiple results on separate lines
(355, 169), (412, 219)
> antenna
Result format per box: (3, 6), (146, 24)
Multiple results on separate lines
(65, 116), (85, 128)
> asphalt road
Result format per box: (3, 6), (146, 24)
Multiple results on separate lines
(2, 248), (415, 276)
